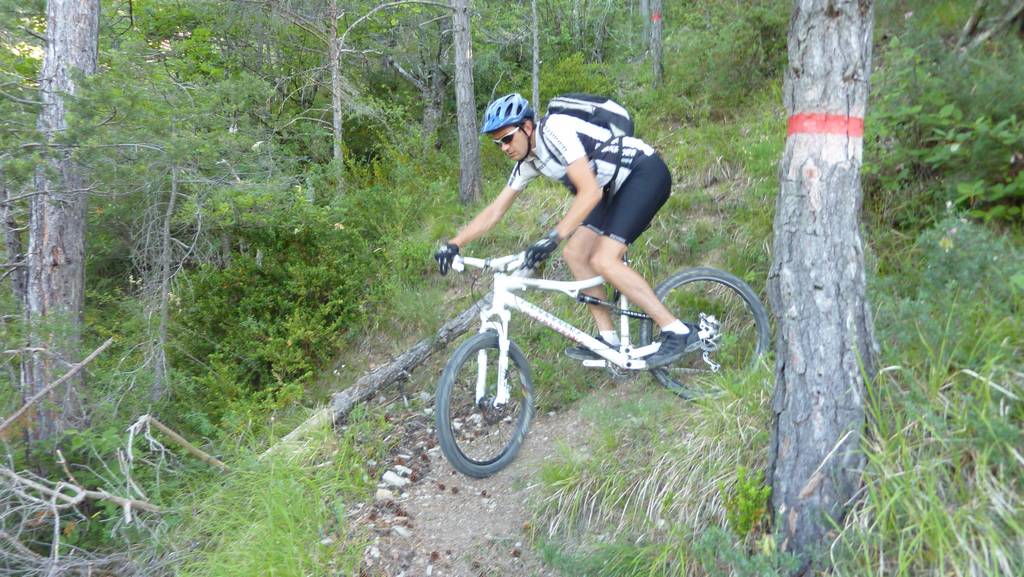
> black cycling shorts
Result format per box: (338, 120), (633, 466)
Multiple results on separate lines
(582, 153), (672, 245)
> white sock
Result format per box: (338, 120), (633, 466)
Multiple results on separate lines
(660, 320), (690, 335)
(599, 330), (621, 345)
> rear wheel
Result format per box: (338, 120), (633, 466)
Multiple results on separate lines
(435, 331), (534, 478)
(639, 268), (770, 399)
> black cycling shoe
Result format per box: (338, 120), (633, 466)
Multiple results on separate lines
(564, 335), (617, 361)
(644, 325), (701, 369)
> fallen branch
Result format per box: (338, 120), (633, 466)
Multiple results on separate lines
(0, 338), (114, 436)
(132, 415), (229, 472)
(329, 293), (490, 419)
(0, 465), (160, 516)
(962, 0), (1024, 51)
(263, 292), (494, 459)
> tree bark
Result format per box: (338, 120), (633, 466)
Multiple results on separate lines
(25, 0), (100, 442)
(329, 0), (345, 190)
(451, 0), (482, 205)
(151, 167), (178, 402)
(650, 0), (663, 87)
(640, 0), (651, 51)
(531, 0), (540, 108)
(767, 0), (878, 573)
(1, 181), (26, 302)
(425, 57), (445, 150)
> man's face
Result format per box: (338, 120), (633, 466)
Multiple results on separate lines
(490, 124), (528, 160)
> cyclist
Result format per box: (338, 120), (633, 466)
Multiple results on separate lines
(435, 93), (695, 368)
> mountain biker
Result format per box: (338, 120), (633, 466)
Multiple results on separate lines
(434, 93), (695, 368)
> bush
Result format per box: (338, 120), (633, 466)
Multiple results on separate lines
(671, 0), (788, 118)
(538, 52), (619, 104)
(866, 33), (1024, 226)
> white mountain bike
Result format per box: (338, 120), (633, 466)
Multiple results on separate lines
(435, 252), (770, 478)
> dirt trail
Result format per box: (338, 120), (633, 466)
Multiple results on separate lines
(356, 403), (593, 577)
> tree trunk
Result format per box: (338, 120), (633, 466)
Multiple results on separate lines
(767, 1), (878, 573)
(531, 0), (540, 108)
(151, 166), (179, 402)
(25, 0), (100, 442)
(329, 0), (345, 190)
(2, 182), (26, 302)
(650, 0), (663, 86)
(451, 0), (482, 205)
(424, 63), (444, 150)
(640, 0), (650, 51)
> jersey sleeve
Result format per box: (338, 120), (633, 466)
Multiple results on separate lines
(507, 159), (539, 191)
(540, 114), (588, 166)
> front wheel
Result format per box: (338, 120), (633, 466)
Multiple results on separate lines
(639, 268), (771, 399)
(435, 331), (534, 478)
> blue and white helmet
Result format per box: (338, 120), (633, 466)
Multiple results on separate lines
(480, 93), (534, 134)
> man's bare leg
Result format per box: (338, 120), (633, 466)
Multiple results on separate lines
(561, 227), (615, 332)
(589, 236), (678, 328)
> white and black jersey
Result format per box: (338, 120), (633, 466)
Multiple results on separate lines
(507, 113), (656, 195)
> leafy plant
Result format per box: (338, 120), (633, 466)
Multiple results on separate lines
(721, 467), (771, 539)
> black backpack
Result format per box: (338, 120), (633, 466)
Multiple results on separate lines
(538, 93), (635, 195)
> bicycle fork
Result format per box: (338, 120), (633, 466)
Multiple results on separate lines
(477, 310), (512, 407)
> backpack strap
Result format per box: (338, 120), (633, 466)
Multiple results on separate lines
(539, 115), (627, 200)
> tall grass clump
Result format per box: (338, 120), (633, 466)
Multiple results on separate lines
(832, 215), (1024, 575)
(174, 406), (391, 577)
(533, 364), (792, 576)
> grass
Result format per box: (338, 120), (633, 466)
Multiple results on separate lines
(175, 405), (392, 577)
(532, 362), (776, 573)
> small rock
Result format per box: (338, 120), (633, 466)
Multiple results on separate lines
(394, 464), (413, 476)
(426, 564), (433, 576)
(418, 391), (432, 402)
(369, 546), (381, 559)
(375, 488), (394, 500)
(392, 525), (412, 538)
(320, 536), (335, 546)
(382, 471), (410, 487)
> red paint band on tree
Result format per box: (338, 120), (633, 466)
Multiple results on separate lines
(651, 11), (662, 22)
(787, 113), (864, 137)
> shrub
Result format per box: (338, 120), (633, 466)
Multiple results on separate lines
(865, 33), (1024, 226)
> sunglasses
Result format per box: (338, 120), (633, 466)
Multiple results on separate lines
(492, 126), (520, 146)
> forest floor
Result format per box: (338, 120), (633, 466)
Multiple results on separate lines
(352, 388), (605, 577)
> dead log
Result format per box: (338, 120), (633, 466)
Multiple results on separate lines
(329, 293), (490, 419)
(263, 292), (492, 459)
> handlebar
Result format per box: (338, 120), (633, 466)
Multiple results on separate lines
(452, 252), (528, 274)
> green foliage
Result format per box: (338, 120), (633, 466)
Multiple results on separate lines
(177, 406), (391, 577)
(720, 467), (771, 539)
(866, 32), (1024, 225)
(171, 198), (375, 432)
(539, 52), (618, 102)
(670, 0), (788, 118)
(693, 527), (799, 577)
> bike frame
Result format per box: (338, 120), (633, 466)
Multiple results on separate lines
(453, 253), (662, 406)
